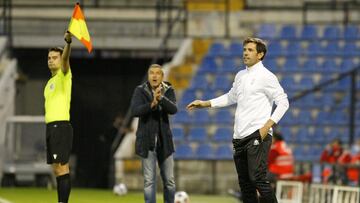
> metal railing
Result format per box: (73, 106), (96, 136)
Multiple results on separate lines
(1, 0), (12, 47)
(1, 0), (187, 41)
(303, 1), (360, 25)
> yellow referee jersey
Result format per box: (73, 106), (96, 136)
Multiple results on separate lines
(44, 69), (72, 123)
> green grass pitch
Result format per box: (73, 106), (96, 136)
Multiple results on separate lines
(0, 188), (238, 203)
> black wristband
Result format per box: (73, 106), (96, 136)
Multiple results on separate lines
(65, 39), (72, 44)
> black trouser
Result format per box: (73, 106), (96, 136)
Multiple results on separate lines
(233, 130), (277, 203)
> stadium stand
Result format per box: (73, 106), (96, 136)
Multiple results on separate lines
(2, 0), (360, 199)
(172, 24), (360, 168)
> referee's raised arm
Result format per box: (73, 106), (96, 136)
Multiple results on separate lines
(61, 31), (72, 74)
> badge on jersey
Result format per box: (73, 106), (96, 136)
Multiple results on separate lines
(50, 83), (55, 91)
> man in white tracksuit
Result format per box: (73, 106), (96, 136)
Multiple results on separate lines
(187, 37), (289, 203)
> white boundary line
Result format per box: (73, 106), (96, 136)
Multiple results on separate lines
(0, 197), (12, 203)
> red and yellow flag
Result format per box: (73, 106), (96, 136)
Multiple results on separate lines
(68, 3), (92, 53)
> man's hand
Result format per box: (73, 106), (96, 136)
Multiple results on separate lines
(151, 98), (158, 108)
(259, 126), (270, 141)
(64, 31), (72, 44)
(151, 86), (162, 109)
(259, 119), (275, 140)
(186, 100), (211, 111)
(154, 86), (162, 101)
(61, 31), (72, 74)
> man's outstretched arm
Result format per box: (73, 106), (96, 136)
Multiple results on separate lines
(61, 31), (72, 74)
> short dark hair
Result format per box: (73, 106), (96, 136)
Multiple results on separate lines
(332, 138), (342, 145)
(48, 47), (63, 55)
(243, 37), (267, 60)
(273, 131), (284, 141)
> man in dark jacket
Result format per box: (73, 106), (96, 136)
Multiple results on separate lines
(131, 64), (177, 203)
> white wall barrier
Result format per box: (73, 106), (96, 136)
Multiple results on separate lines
(309, 184), (360, 203)
(276, 180), (303, 203)
(276, 181), (360, 203)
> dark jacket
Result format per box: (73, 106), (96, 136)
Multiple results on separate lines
(131, 81), (177, 163)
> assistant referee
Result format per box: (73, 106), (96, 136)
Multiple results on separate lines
(44, 32), (73, 203)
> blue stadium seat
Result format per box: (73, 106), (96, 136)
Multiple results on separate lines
(301, 147), (312, 161)
(314, 94), (329, 107)
(188, 127), (207, 142)
(356, 127), (360, 138)
(172, 127), (185, 142)
(285, 41), (302, 56)
(329, 111), (348, 125)
(202, 91), (217, 100)
(212, 75), (232, 91)
(174, 143), (193, 159)
(326, 129), (340, 142)
(189, 75), (209, 90)
(356, 112), (360, 125)
(283, 58), (300, 72)
(342, 42), (359, 57)
(280, 93), (292, 104)
(305, 42), (322, 56)
(302, 58), (319, 72)
(300, 25), (318, 40)
(296, 128), (310, 143)
(281, 112), (296, 125)
(215, 144), (233, 160)
(213, 127), (232, 142)
(179, 90), (196, 107)
(172, 110), (191, 124)
(220, 57), (238, 73)
(266, 41), (283, 57)
(321, 93), (335, 106)
(198, 56), (218, 73)
(229, 42), (243, 56)
(298, 76), (314, 90)
(263, 58), (279, 72)
(339, 132), (350, 143)
(338, 93), (350, 106)
(329, 110), (349, 125)
(308, 145), (322, 161)
(213, 109), (233, 124)
(322, 25), (341, 40)
(192, 110), (210, 124)
(281, 76), (297, 90)
(208, 42), (227, 57)
(327, 77), (350, 90)
(257, 24), (277, 39)
(301, 94), (316, 106)
(319, 75), (332, 84)
(321, 58), (338, 72)
(280, 25), (297, 39)
(297, 110), (313, 125)
(340, 59), (355, 72)
(279, 126), (293, 142)
(315, 111), (331, 125)
(322, 41), (340, 56)
(337, 77), (351, 89)
(194, 144), (214, 160)
(312, 128), (325, 143)
(344, 25), (359, 40)
(293, 145), (308, 161)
